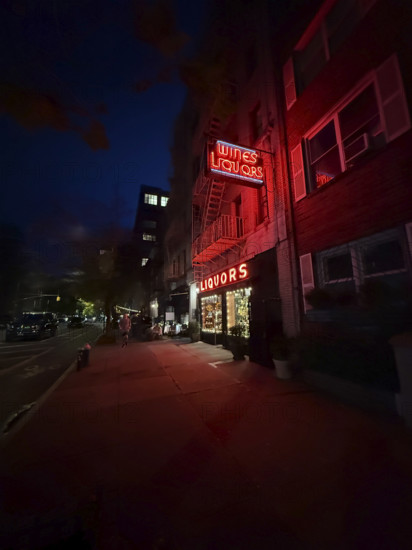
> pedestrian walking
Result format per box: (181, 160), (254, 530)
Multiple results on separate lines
(119, 313), (131, 347)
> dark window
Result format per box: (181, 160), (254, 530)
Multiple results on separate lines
(142, 220), (157, 229)
(326, 0), (360, 55)
(324, 253), (353, 281)
(245, 42), (256, 79)
(250, 102), (263, 143)
(298, 28), (327, 90)
(363, 240), (405, 275)
(256, 186), (265, 225)
(339, 85), (381, 145)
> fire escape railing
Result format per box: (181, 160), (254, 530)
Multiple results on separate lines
(192, 214), (245, 261)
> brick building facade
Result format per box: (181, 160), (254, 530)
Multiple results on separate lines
(283, 0), (412, 320)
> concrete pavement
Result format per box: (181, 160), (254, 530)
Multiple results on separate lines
(1, 338), (412, 549)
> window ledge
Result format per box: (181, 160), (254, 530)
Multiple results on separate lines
(306, 147), (383, 200)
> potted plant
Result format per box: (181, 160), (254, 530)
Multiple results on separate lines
(228, 324), (247, 360)
(188, 321), (200, 342)
(269, 334), (293, 379)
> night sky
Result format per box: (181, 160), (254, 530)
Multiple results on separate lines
(0, 0), (206, 241)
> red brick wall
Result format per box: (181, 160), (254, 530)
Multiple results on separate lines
(286, 1), (412, 149)
(285, 0), (412, 255)
(294, 133), (412, 254)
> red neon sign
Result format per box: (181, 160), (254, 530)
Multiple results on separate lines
(316, 173), (333, 186)
(200, 263), (249, 292)
(208, 141), (264, 186)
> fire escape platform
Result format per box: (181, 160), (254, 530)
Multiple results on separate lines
(192, 214), (245, 264)
(192, 236), (240, 264)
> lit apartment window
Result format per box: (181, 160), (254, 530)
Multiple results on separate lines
(144, 193), (158, 205)
(308, 84), (381, 188)
(141, 258), (149, 266)
(160, 196), (168, 207)
(290, 55), (411, 201)
(143, 233), (156, 242)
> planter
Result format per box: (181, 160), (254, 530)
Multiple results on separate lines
(273, 358), (292, 380)
(230, 340), (246, 360)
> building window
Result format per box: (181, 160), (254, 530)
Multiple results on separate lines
(142, 220), (157, 229)
(308, 85), (382, 188)
(298, 26), (328, 91)
(362, 240), (405, 277)
(291, 55), (411, 199)
(143, 233), (156, 242)
(226, 288), (251, 337)
(315, 228), (409, 294)
(295, 0), (374, 93)
(160, 196), (168, 207)
(141, 258), (149, 266)
(308, 120), (342, 187)
(250, 101), (263, 143)
(144, 193), (158, 205)
(201, 295), (222, 333)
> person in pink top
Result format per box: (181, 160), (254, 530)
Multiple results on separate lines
(119, 314), (131, 347)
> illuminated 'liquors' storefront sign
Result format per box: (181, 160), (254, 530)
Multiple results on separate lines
(208, 141), (264, 186)
(200, 263), (249, 292)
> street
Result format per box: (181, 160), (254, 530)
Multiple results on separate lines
(0, 323), (103, 434)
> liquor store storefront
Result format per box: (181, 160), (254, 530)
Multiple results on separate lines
(199, 263), (251, 346)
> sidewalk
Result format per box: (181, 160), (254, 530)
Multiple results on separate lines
(2, 338), (412, 549)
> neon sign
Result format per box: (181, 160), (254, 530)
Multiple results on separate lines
(200, 263), (249, 292)
(208, 140), (264, 186)
(316, 173), (334, 186)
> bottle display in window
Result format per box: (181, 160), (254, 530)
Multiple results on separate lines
(226, 288), (251, 337)
(201, 295), (222, 333)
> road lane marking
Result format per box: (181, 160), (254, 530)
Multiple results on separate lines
(20, 363), (62, 378)
(0, 349), (50, 356)
(0, 348), (54, 376)
(0, 355), (33, 364)
(0, 344), (51, 350)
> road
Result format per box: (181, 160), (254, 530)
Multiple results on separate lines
(0, 323), (103, 434)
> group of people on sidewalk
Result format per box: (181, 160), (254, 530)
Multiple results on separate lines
(118, 313), (162, 347)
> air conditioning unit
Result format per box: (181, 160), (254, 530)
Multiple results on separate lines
(344, 133), (371, 164)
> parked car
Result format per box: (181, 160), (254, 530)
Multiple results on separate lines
(57, 315), (69, 324)
(0, 314), (12, 330)
(6, 312), (58, 341)
(68, 316), (85, 328)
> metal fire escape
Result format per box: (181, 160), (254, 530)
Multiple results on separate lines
(192, 135), (245, 284)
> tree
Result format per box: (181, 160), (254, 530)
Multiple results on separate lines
(0, 224), (27, 313)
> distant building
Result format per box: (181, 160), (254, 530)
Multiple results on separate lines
(133, 185), (169, 316)
(163, 99), (197, 329)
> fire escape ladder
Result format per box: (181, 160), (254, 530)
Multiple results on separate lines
(203, 179), (225, 231)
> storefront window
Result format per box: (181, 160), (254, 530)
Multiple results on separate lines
(226, 288), (251, 337)
(201, 295), (222, 333)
